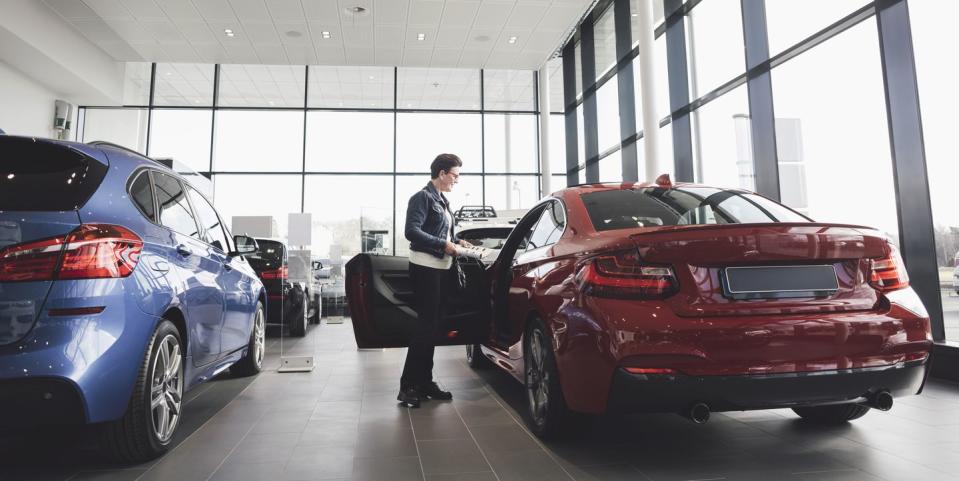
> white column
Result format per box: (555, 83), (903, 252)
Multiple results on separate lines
(537, 64), (551, 195)
(636, 0), (660, 180)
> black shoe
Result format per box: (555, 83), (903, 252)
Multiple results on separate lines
(420, 382), (453, 401)
(397, 387), (422, 408)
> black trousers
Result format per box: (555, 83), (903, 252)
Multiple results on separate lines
(401, 262), (447, 390)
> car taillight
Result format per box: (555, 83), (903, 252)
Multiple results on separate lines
(0, 224), (142, 282)
(58, 224), (142, 279)
(260, 266), (288, 280)
(578, 250), (678, 299)
(869, 244), (909, 292)
(0, 236), (66, 281)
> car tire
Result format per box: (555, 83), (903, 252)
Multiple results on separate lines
(466, 344), (492, 369)
(524, 318), (584, 439)
(98, 319), (183, 463)
(289, 295), (307, 337)
(232, 302), (266, 377)
(308, 294), (321, 325)
(792, 403), (870, 423)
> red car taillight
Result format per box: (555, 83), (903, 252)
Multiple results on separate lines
(0, 224), (142, 282)
(260, 265), (288, 280)
(869, 244), (909, 292)
(579, 250), (678, 299)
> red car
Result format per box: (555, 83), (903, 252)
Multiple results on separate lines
(346, 178), (932, 437)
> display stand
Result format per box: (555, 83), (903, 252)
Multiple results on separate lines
(278, 213), (315, 373)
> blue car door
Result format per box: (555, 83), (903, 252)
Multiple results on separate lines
(153, 172), (225, 367)
(185, 186), (252, 354)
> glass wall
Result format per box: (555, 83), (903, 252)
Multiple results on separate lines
(912, 1), (959, 340)
(560, 0), (948, 342)
(80, 66), (540, 259)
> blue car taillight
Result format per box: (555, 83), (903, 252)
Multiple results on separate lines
(0, 224), (142, 282)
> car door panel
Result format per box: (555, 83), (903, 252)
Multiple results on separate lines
(346, 254), (489, 348)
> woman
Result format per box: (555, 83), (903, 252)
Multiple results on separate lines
(398, 153), (471, 408)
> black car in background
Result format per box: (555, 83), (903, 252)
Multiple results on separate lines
(247, 238), (308, 337)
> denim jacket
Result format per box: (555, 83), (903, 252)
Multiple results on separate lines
(405, 182), (459, 259)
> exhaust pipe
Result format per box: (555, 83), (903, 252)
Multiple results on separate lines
(869, 390), (894, 411)
(685, 402), (711, 424)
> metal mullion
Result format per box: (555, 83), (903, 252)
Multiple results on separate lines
(480, 69), (486, 206)
(145, 63), (156, 155)
(209, 64), (219, 176)
(581, 17), (599, 183)
(741, 0), (780, 200)
(533, 69), (543, 197)
(875, 0), (943, 341)
(562, 42), (579, 187)
(614, 0), (638, 182)
(392, 66), (398, 254)
(664, 0), (694, 182)
(301, 65), (309, 213)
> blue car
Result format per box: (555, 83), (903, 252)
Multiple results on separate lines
(0, 135), (266, 461)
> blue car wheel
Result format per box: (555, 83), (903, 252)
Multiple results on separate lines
(98, 319), (183, 462)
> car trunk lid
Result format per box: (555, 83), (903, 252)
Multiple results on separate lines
(628, 223), (889, 317)
(0, 136), (107, 346)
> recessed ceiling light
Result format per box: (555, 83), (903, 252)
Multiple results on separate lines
(631, 13), (638, 17)
(345, 6), (368, 16)
(285, 30), (302, 38)
(321, 31), (332, 39)
(507, 36), (518, 44)
(224, 28), (235, 37)
(475, 35), (490, 42)
(416, 33), (426, 41)
(6, 173), (13, 180)
(268, 100), (275, 106)
(193, 99), (201, 104)
(368, 75), (375, 80)
(165, 71), (172, 76)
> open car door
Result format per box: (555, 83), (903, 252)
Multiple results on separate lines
(345, 254), (490, 348)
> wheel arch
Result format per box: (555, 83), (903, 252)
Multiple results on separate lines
(161, 306), (188, 354)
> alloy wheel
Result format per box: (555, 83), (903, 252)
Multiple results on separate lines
(526, 329), (550, 426)
(254, 307), (265, 368)
(150, 334), (183, 443)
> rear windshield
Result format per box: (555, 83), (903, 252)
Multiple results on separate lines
(0, 137), (108, 211)
(582, 187), (810, 232)
(247, 240), (286, 272)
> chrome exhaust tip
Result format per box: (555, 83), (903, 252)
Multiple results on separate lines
(872, 390), (893, 411)
(686, 402), (711, 424)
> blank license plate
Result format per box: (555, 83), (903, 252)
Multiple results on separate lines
(723, 265), (839, 300)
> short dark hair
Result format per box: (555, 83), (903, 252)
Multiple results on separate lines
(430, 153), (463, 179)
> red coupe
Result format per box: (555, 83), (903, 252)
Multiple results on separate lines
(346, 178), (932, 437)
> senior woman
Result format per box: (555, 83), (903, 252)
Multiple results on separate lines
(397, 153), (471, 408)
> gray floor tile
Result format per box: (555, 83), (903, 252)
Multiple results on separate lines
(425, 472), (499, 481)
(484, 448), (574, 481)
(209, 462), (286, 481)
(351, 455), (423, 481)
(468, 423), (541, 454)
(354, 424), (419, 459)
(66, 470), (148, 481)
(417, 438), (492, 475)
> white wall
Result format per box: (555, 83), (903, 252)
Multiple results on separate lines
(0, 61), (64, 138)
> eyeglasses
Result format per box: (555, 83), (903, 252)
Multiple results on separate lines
(444, 171), (460, 180)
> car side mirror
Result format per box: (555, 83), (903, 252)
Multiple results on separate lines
(231, 235), (258, 256)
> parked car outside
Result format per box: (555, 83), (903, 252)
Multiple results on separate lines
(248, 238), (309, 336)
(347, 178), (932, 437)
(952, 251), (959, 294)
(0, 136), (267, 461)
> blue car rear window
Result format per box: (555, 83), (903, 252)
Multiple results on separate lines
(0, 137), (107, 211)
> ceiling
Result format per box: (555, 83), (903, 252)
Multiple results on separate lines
(41, 0), (592, 70)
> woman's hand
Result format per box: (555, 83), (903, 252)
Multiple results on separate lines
(445, 241), (458, 255)
(458, 239), (472, 247)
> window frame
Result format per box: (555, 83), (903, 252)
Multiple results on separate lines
(185, 183), (232, 255)
(152, 170), (203, 241)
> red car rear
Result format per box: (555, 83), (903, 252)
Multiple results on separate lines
(346, 180), (932, 437)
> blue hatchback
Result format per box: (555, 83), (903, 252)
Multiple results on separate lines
(0, 135), (266, 461)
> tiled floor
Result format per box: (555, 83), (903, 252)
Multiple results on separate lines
(4, 319), (959, 480)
